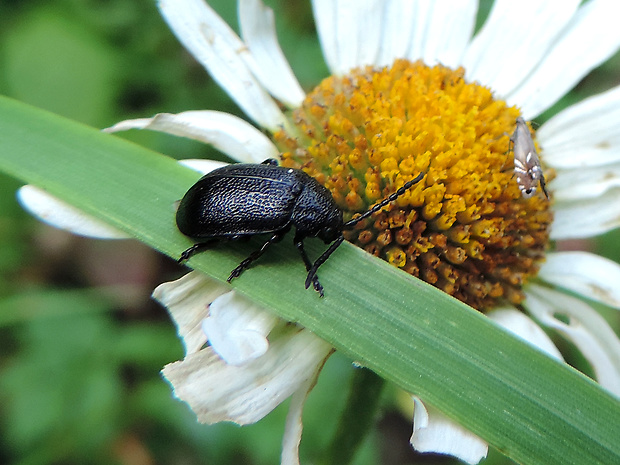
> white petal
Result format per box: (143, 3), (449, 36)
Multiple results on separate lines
(507, 0), (620, 118)
(405, 1), (431, 62)
(525, 285), (620, 396)
(280, 368), (321, 465)
(348, 0), (477, 69)
(537, 85), (620, 169)
(411, 397), (488, 465)
(162, 327), (332, 424)
(238, 0), (305, 108)
(311, 0), (338, 74)
(336, 0), (383, 71)
(17, 185), (129, 239)
(157, 0), (287, 131)
(487, 308), (563, 360)
(312, 0), (383, 75)
(152, 271), (230, 355)
(201, 290), (279, 365)
(550, 188), (620, 239)
(104, 111), (279, 164)
(375, 0), (417, 66)
(550, 163), (620, 201)
(419, 0), (477, 68)
(538, 251), (620, 309)
(178, 158), (228, 175)
(463, 0), (579, 98)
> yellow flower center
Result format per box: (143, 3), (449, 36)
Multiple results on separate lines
(274, 59), (552, 310)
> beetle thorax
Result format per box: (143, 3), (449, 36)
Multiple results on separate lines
(291, 181), (343, 243)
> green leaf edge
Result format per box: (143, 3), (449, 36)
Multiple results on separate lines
(1, 96), (618, 465)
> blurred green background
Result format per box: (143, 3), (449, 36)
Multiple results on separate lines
(0, 1), (618, 464)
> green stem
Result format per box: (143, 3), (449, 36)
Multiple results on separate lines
(321, 368), (386, 465)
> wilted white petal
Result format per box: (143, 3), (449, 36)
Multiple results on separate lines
(550, 189), (620, 239)
(507, 0), (620, 118)
(17, 185), (129, 239)
(525, 285), (620, 396)
(280, 366), (322, 465)
(104, 111), (278, 164)
(201, 290), (279, 365)
(487, 308), (563, 360)
(312, 0), (383, 75)
(238, 0), (305, 108)
(162, 327), (332, 424)
(157, 0), (287, 131)
(153, 271), (230, 355)
(537, 84), (620, 169)
(463, 0), (579, 98)
(411, 397), (488, 465)
(550, 164), (620, 201)
(103, 118), (152, 133)
(179, 158), (228, 175)
(538, 252), (620, 310)
(419, 0), (477, 68)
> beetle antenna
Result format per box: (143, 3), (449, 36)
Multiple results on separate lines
(343, 172), (425, 229)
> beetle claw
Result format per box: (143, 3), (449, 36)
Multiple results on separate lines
(178, 240), (219, 263)
(315, 282), (325, 298)
(178, 242), (212, 263)
(227, 268), (241, 282)
(305, 271), (324, 297)
(229, 260), (250, 282)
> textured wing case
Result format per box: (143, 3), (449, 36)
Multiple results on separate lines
(176, 164), (304, 238)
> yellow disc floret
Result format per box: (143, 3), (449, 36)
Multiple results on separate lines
(274, 59), (552, 311)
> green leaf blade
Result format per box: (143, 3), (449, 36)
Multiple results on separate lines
(1, 96), (618, 465)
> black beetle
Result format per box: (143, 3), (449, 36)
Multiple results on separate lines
(177, 158), (424, 296)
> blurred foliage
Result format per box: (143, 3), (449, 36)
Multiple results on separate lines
(0, 0), (617, 464)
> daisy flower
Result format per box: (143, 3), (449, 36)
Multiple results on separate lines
(18, 0), (620, 463)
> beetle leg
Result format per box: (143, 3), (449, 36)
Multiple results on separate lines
(305, 235), (345, 294)
(228, 232), (285, 282)
(294, 235), (324, 297)
(178, 240), (217, 263)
